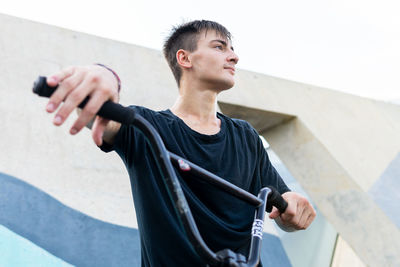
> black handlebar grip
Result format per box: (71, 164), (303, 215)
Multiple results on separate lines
(266, 187), (288, 214)
(33, 76), (57, 97)
(32, 76), (136, 125)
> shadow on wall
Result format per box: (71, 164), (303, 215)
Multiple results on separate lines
(0, 172), (292, 267)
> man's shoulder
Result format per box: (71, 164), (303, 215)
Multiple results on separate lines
(127, 105), (159, 114)
(127, 105), (173, 120)
(219, 112), (256, 133)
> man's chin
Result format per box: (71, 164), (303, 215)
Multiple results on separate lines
(204, 77), (235, 92)
(217, 78), (235, 91)
(221, 84), (234, 91)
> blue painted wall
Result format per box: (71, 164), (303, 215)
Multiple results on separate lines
(0, 225), (73, 267)
(0, 172), (140, 267)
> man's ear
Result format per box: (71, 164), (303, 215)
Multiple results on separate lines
(176, 49), (192, 69)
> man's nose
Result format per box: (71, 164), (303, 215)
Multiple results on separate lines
(228, 51), (239, 64)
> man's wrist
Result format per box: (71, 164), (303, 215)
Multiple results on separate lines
(95, 63), (121, 92)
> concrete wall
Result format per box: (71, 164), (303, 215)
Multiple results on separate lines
(0, 14), (291, 266)
(1, 13), (399, 266)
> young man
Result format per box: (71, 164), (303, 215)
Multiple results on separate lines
(45, 20), (315, 266)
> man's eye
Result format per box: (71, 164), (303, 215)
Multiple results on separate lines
(215, 45), (223, 50)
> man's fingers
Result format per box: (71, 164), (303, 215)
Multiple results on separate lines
(69, 91), (108, 133)
(273, 192), (316, 231)
(47, 66), (77, 86)
(53, 75), (96, 126)
(46, 76), (59, 87)
(43, 64), (120, 145)
(284, 197), (316, 230)
(296, 206), (310, 230)
(281, 199), (296, 221)
(91, 116), (110, 146)
(304, 211), (316, 229)
(303, 205), (316, 229)
(280, 198), (303, 229)
(295, 199), (316, 229)
(269, 207), (280, 219)
(47, 70), (84, 113)
(46, 66), (76, 103)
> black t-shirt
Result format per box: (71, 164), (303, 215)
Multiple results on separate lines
(101, 106), (290, 267)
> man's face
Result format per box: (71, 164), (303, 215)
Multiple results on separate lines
(188, 30), (239, 91)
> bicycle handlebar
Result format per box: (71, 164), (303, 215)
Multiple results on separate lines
(33, 76), (136, 125)
(32, 76), (288, 267)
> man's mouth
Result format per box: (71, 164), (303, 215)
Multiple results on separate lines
(224, 66), (236, 74)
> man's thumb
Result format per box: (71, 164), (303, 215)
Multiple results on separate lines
(269, 207), (280, 219)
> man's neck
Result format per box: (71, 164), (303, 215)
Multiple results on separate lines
(170, 82), (221, 135)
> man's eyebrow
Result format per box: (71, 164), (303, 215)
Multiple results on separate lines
(211, 39), (234, 51)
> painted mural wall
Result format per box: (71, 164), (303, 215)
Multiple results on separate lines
(0, 172), (292, 266)
(1, 13), (399, 266)
(0, 14), (293, 266)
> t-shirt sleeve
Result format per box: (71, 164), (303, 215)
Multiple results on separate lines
(98, 105), (141, 166)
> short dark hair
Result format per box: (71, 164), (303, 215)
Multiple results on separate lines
(163, 20), (232, 87)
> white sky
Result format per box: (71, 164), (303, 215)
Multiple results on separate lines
(2, 0), (399, 102)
